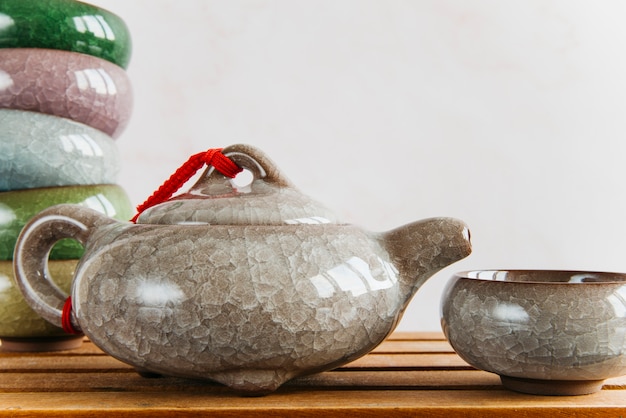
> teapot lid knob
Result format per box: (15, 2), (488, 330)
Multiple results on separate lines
(134, 144), (340, 226)
(131, 148), (242, 222)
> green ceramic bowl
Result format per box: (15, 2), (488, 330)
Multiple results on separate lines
(0, 0), (132, 68)
(0, 259), (83, 351)
(0, 184), (133, 260)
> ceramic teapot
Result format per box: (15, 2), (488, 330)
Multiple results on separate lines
(13, 144), (471, 394)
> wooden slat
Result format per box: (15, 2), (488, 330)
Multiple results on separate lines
(1, 369), (623, 393)
(0, 332), (624, 416)
(2, 390), (626, 417)
(345, 353), (471, 369)
(0, 369), (503, 392)
(0, 355), (132, 372)
(371, 340), (454, 354)
(384, 331), (447, 341)
(0, 353), (470, 372)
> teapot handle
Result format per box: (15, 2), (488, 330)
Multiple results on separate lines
(12, 204), (116, 332)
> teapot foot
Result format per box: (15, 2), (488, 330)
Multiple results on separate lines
(135, 367), (163, 378)
(0, 335), (83, 352)
(211, 369), (292, 396)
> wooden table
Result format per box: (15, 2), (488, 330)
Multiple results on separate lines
(0, 332), (625, 416)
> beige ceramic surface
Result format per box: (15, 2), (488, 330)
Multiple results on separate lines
(13, 144), (471, 394)
(441, 270), (626, 395)
(0, 260), (83, 351)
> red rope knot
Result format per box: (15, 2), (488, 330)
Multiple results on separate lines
(131, 148), (242, 223)
(62, 297), (82, 335)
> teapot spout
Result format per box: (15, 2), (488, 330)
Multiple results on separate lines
(380, 217), (471, 308)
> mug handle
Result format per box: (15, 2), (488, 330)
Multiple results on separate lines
(12, 204), (116, 331)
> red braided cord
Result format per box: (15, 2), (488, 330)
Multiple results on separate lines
(62, 150), (241, 331)
(62, 297), (82, 335)
(131, 148), (242, 223)
(206, 149), (242, 178)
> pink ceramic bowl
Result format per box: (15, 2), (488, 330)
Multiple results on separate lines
(0, 48), (133, 138)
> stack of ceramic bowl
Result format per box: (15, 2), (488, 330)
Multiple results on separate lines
(0, 0), (134, 351)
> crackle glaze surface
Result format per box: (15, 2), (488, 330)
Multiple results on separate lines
(0, 109), (120, 191)
(138, 178), (340, 226)
(441, 270), (626, 385)
(0, 49), (133, 138)
(0, 0), (132, 68)
(0, 260), (76, 338)
(75, 223), (404, 391)
(12, 144), (472, 394)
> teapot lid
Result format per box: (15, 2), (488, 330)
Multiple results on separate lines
(135, 144), (341, 225)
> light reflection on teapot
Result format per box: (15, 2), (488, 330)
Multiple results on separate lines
(309, 256), (399, 298)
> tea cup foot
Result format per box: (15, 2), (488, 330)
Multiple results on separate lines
(499, 375), (604, 396)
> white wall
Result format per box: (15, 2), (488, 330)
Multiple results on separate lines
(94, 0), (626, 331)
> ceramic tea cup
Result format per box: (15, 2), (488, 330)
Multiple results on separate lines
(441, 270), (626, 396)
(0, 259), (82, 351)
